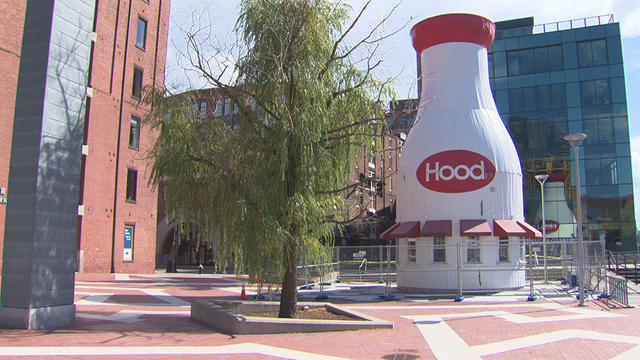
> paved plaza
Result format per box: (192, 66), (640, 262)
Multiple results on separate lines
(1, 272), (640, 359)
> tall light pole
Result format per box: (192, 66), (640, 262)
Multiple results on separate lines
(564, 133), (587, 306)
(535, 174), (549, 283)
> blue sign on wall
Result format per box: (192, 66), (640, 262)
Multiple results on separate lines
(123, 225), (134, 261)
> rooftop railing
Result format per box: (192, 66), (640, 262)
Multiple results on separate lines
(532, 14), (614, 34)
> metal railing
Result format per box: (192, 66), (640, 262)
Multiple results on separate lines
(608, 251), (640, 284)
(607, 275), (629, 306)
(533, 14), (614, 34)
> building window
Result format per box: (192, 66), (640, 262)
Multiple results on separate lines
(129, 116), (140, 149)
(224, 98), (233, 115)
(388, 177), (392, 192)
(467, 237), (480, 263)
(388, 156), (392, 171)
(197, 100), (207, 119)
(583, 117), (615, 146)
(586, 157), (619, 185)
(215, 99), (224, 116)
(132, 67), (143, 99)
(136, 17), (147, 49)
(577, 39), (608, 68)
(507, 45), (563, 76)
(433, 236), (446, 263)
(499, 237), (509, 262)
(388, 137), (392, 148)
(126, 169), (137, 202)
(509, 84), (566, 113)
(408, 238), (416, 263)
(581, 79), (611, 106)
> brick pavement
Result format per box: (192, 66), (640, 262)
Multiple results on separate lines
(0, 272), (639, 359)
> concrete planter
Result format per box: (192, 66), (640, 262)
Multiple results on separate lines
(191, 300), (392, 334)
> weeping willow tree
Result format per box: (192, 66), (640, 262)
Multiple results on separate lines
(146, 0), (398, 318)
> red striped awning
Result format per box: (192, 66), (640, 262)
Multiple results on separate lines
(379, 221), (421, 240)
(493, 220), (527, 237)
(421, 220), (452, 236)
(516, 220), (542, 238)
(379, 223), (402, 241)
(460, 219), (492, 236)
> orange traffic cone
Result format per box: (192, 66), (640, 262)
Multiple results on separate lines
(240, 281), (246, 300)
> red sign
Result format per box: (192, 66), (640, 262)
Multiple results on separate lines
(538, 220), (559, 234)
(416, 150), (496, 193)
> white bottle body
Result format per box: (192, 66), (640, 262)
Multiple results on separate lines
(397, 42), (523, 230)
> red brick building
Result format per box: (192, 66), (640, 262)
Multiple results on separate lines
(0, 0), (27, 286)
(342, 130), (404, 245)
(0, 0), (171, 278)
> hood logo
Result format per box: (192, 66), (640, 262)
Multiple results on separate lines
(538, 220), (560, 234)
(416, 150), (496, 193)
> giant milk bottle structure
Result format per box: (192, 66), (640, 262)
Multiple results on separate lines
(385, 14), (540, 291)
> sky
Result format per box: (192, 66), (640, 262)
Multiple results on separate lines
(166, 0), (640, 229)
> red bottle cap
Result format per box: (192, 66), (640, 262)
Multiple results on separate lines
(411, 13), (496, 53)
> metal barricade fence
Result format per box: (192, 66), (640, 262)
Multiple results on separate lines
(607, 275), (629, 305)
(333, 245), (396, 283)
(297, 240), (616, 300)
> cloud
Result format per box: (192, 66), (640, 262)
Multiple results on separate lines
(614, 0), (640, 38)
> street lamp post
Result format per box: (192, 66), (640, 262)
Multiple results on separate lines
(535, 174), (549, 283)
(564, 133), (587, 306)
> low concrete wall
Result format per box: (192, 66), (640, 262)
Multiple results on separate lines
(191, 300), (392, 334)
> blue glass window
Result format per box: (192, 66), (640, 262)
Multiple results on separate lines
(509, 88), (523, 113)
(488, 52), (494, 78)
(617, 158), (632, 183)
(507, 45), (563, 75)
(136, 17), (147, 49)
(508, 84), (566, 113)
(493, 51), (507, 77)
(601, 158), (618, 185)
(551, 84), (566, 109)
(536, 86), (551, 110)
(577, 39), (608, 67)
(581, 79), (611, 106)
(598, 118), (614, 143)
(614, 117), (629, 143)
(548, 45), (563, 70)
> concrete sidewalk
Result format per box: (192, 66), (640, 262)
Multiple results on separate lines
(0, 272), (639, 359)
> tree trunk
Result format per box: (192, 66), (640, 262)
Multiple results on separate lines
(278, 242), (298, 318)
(279, 134), (300, 318)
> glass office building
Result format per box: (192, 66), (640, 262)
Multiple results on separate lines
(488, 16), (636, 251)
